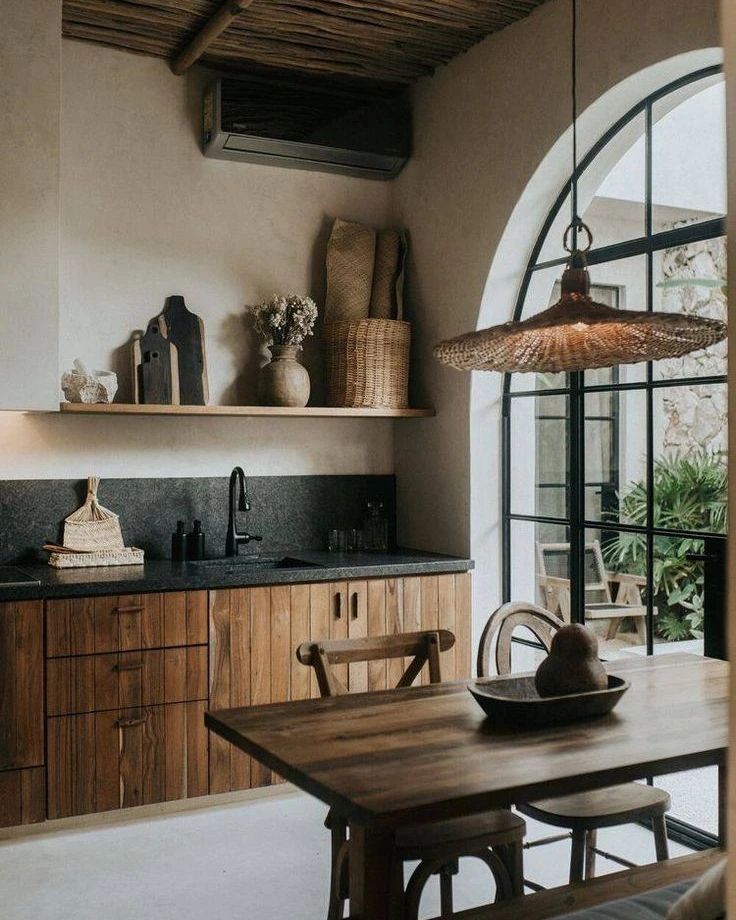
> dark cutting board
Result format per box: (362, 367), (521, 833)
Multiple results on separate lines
(157, 296), (209, 405)
(132, 319), (180, 405)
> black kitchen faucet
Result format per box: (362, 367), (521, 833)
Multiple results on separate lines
(225, 466), (263, 556)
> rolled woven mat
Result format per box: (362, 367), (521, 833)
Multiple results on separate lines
(369, 230), (402, 320)
(325, 219), (376, 323)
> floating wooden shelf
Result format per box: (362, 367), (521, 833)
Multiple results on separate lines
(59, 403), (435, 419)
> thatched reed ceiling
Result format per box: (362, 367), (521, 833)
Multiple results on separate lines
(62, 0), (549, 85)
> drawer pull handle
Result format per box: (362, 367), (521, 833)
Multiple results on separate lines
(351, 592), (358, 620)
(113, 661), (144, 672)
(116, 714), (148, 728)
(113, 605), (144, 614)
(334, 593), (342, 620)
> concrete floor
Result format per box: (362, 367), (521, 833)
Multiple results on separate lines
(0, 789), (692, 920)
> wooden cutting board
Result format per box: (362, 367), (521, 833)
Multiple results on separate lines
(131, 319), (180, 404)
(157, 295), (209, 405)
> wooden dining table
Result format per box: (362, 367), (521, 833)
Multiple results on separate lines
(205, 653), (728, 920)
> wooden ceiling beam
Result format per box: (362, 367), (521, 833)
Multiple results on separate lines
(171, 0), (255, 75)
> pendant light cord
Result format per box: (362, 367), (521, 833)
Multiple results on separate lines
(565, 0), (592, 253)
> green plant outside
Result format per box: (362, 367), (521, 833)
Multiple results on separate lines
(602, 451), (727, 641)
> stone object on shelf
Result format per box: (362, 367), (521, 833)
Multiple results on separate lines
(61, 359), (118, 404)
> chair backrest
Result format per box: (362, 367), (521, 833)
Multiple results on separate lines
(296, 630), (456, 698)
(536, 540), (612, 603)
(476, 601), (565, 678)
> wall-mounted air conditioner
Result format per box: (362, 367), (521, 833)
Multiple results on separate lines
(203, 75), (411, 180)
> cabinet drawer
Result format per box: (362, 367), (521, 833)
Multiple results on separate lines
(47, 646), (208, 716)
(46, 591), (207, 657)
(47, 701), (208, 819)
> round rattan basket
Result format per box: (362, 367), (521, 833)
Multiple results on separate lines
(324, 319), (410, 409)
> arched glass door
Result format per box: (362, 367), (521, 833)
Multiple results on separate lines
(502, 66), (727, 847)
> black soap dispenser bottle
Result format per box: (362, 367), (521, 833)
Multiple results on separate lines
(187, 520), (206, 561)
(171, 521), (188, 562)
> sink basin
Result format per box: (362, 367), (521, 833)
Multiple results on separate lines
(188, 554), (320, 570)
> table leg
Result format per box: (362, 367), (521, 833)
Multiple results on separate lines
(718, 759), (727, 847)
(349, 824), (402, 920)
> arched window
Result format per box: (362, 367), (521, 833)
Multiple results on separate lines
(502, 65), (726, 842)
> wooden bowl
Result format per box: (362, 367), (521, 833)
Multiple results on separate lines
(468, 674), (629, 728)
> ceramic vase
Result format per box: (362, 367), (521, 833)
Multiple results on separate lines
(258, 344), (310, 407)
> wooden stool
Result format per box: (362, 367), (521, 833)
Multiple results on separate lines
(477, 602), (672, 885)
(297, 630), (526, 919)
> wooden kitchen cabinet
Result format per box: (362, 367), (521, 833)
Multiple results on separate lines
(207, 573), (471, 794)
(0, 601), (44, 773)
(47, 701), (208, 819)
(0, 574), (469, 825)
(46, 591), (207, 657)
(44, 589), (210, 821)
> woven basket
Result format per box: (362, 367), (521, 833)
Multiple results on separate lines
(63, 477), (125, 552)
(324, 319), (410, 409)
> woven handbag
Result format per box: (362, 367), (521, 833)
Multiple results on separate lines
(323, 319), (410, 409)
(63, 477), (125, 552)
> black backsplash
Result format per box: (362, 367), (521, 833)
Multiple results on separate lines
(0, 476), (396, 563)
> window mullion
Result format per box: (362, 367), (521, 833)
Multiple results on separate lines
(569, 370), (586, 624)
(501, 391), (512, 605)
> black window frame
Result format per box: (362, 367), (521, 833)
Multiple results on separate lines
(500, 66), (726, 850)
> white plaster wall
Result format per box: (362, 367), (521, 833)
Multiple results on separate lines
(392, 0), (722, 644)
(0, 0), (60, 410)
(0, 412), (391, 479)
(0, 40), (395, 479)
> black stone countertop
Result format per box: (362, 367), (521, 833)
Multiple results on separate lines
(1, 549), (473, 602)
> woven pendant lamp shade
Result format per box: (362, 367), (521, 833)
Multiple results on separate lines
(435, 0), (727, 377)
(434, 251), (727, 374)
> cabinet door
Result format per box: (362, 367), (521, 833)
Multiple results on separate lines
(365, 578), (405, 691)
(416, 573), (472, 682)
(0, 767), (45, 828)
(347, 581), (368, 692)
(329, 582), (349, 688)
(389, 574), (472, 685)
(209, 588), (253, 794)
(209, 587), (276, 792)
(453, 572), (472, 680)
(47, 701), (208, 819)
(0, 601), (43, 771)
(208, 583), (343, 793)
(305, 582), (331, 700)
(46, 591), (207, 657)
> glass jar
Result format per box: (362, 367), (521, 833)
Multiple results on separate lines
(363, 501), (388, 553)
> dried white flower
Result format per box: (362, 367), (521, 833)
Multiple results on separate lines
(249, 294), (318, 347)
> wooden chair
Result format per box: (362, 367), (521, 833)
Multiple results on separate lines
(536, 541), (650, 643)
(477, 602), (671, 885)
(296, 630), (526, 920)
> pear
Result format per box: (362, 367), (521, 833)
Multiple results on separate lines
(534, 624), (608, 698)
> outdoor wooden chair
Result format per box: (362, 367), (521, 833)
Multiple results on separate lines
(477, 602), (670, 885)
(536, 541), (650, 643)
(296, 630), (525, 920)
